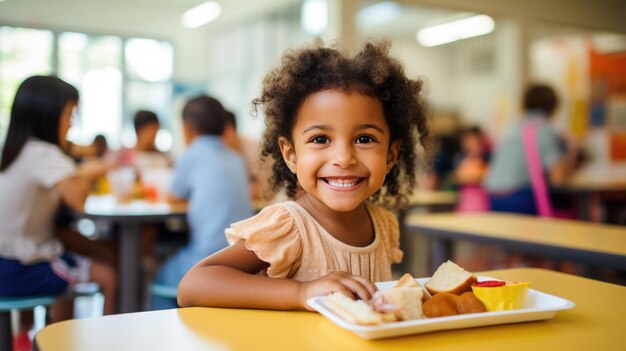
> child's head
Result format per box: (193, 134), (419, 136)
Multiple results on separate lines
(92, 134), (109, 157)
(1, 75), (79, 172)
(523, 83), (558, 117)
(460, 126), (488, 158)
(133, 110), (160, 151)
(181, 95), (228, 143)
(254, 40), (429, 207)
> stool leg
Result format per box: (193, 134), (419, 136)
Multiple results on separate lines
(0, 311), (12, 351)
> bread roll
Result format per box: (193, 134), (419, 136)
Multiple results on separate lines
(425, 260), (477, 296)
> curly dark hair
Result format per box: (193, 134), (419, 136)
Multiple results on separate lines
(253, 40), (430, 208)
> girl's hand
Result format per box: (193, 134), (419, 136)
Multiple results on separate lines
(298, 272), (378, 311)
(78, 159), (110, 181)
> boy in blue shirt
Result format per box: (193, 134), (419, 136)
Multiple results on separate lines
(151, 95), (253, 309)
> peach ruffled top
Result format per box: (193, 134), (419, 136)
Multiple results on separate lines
(225, 201), (403, 283)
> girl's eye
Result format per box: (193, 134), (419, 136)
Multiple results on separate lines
(311, 136), (329, 144)
(355, 135), (376, 144)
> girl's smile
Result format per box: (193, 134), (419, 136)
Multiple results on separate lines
(321, 176), (364, 190)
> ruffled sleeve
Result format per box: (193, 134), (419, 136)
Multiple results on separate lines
(372, 205), (403, 264)
(225, 203), (302, 278)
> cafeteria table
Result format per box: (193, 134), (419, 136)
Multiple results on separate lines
(553, 172), (626, 222)
(76, 195), (186, 312)
(34, 268), (626, 351)
(405, 189), (458, 210)
(405, 212), (626, 274)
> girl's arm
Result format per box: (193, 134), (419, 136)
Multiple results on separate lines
(55, 160), (109, 211)
(177, 240), (378, 311)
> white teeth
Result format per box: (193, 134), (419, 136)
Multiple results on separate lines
(326, 178), (360, 187)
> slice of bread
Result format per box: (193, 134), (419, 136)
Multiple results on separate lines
(425, 260), (477, 296)
(324, 292), (383, 325)
(381, 287), (423, 320)
(395, 272), (430, 301)
(395, 273), (420, 289)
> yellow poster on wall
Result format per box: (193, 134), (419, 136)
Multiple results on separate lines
(571, 98), (588, 138)
(565, 55), (588, 137)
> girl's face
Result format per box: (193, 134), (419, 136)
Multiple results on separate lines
(462, 133), (483, 157)
(58, 101), (75, 150)
(279, 90), (399, 213)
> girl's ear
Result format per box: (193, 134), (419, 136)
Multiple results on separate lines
(386, 140), (401, 174)
(278, 136), (297, 173)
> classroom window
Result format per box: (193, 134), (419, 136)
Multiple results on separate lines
(59, 32), (124, 148)
(0, 27), (54, 145)
(0, 27), (173, 150)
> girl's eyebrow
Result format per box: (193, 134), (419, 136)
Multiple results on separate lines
(302, 125), (329, 134)
(301, 123), (385, 134)
(356, 123), (385, 134)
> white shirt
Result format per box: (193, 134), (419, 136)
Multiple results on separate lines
(0, 140), (76, 264)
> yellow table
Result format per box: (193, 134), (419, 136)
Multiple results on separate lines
(34, 268), (625, 351)
(405, 212), (626, 273)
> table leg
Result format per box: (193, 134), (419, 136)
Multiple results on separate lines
(0, 311), (11, 351)
(579, 192), (591, 221)
(119, 223), (141, 313)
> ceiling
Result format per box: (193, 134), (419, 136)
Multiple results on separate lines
(102, 0), (625, 33)
(0, 0), (621, 41)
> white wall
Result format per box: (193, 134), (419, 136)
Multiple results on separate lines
(392, 40), (456, 111)
(452, 19), (524, 137)
(390, 19), (524, 140)
(206, 15), (310, 140)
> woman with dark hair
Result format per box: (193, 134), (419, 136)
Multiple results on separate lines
(0, 75), (117, 347)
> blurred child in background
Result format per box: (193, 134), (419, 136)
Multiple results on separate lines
(151, 95), (252, 310)
(0, 75), (117, 349)
(455, 126), (490, 212)
(452, 126), (498, 271)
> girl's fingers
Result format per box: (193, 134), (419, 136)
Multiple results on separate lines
(338, 277), (375, 301)
(350, 275), (378, 296)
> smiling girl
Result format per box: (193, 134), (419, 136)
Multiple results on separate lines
(178, 41), (429, 310)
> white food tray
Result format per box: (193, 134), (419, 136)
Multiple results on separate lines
(307, 275), (575, 340)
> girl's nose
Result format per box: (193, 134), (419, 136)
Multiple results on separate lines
(332, 143), (357, 168)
